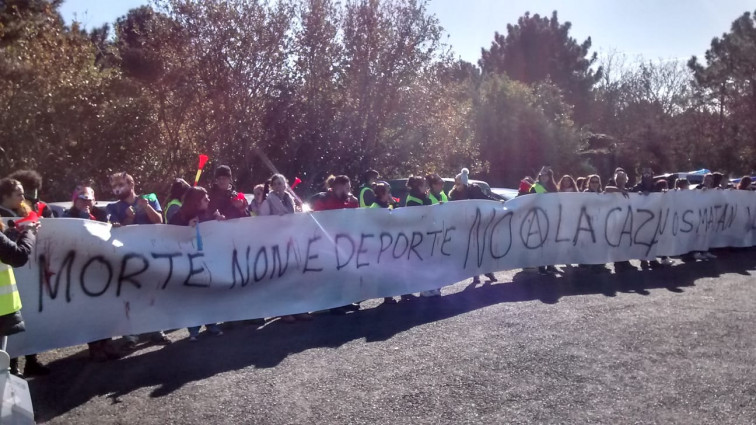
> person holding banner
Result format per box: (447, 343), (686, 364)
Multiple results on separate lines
(259, 174), (296, 216)
(358, 169), (380, 208)
(448, 168), (498, 283)
(604, 168), (629, 195)
(0, 217), (39, 377)
(311, 175), (360, 314)
(530, 167), (559, 194)
(404, 176), (432, 207)
(226, 192), (251, 220)
(674, 178), (690, 191)
(249, 184), (266, 216)
(169, 187), (225, 339)
(426, 174), (448, 204)
(311, 175), (359, 212)
(259, 174), (313, 322)
(369, 182), (394, 210)
(106, 172), (163, 226)
(530, 167), (560, 275)
(208, 165), (236, 219)
(64, 186), (123, 361)
(366, 182), (403, 304)
(0, 178), (49, 377)
(163, 178), (191, 224)
(736, 177), (752, 190)
(691, 174), (718, 261)
(557, 175), (578, 192)
(583, 175), (602, 193)
(106, 172), (170, 348)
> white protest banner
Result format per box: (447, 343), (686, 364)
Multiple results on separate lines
(6, 190), (756, 356)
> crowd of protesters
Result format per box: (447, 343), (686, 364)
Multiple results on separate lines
(0, 164), (753, 377)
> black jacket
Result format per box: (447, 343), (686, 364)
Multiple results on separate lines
(0, 229), (35, 336)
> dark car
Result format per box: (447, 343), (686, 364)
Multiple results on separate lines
(387, 178), (505, 206)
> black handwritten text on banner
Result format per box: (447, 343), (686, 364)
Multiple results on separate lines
(7, 191), (756, 356)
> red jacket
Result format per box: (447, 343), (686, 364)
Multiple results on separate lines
(311, 190), (359, 211)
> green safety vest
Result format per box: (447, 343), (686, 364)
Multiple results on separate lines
(0, 263), (21, 316)
(163, 199), (182, 222)
(428, 191), (448, 204)
(405, 194), (425, 206)
(531, 183), (547, 194)
(370, 202), (392, 210)
(359, 186), (373, 208)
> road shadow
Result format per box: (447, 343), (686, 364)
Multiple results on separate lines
(28, 249), (756, 422)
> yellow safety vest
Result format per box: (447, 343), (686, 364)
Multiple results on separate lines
(163, 199), (182, 222)
(531, 183), (547, 194)
(405, 194), (425, 206)
(428, 191), (448, 204)
(370, 202), (393, 210)
(0, 263), (22, 316)
(359, 186), (373, 208)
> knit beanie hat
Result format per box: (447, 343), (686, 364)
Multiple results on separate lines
(215, 165), (232, 178)
(456, 168), (470, 185)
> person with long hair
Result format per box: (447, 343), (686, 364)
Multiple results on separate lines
(163, 178), (191, 224)
(169, 187), (225, 340)
(260, 174), (296, 216)
(6, 169), (55, 218)
(0, 179), (31, 219)
(0, 217), (39, 377)
(557, 175), (578, 192)
(736, 176), (752, 190)
(583, 175), (602, 193)
(575, 177), (587, 192)
(260, 174), (313, 323)
(248, 184), (266, 216)
(0, 178), (50, 376)
(530, 167), (559, 275)
(530, 167), (559, 194)
(674, 178), (690, 191)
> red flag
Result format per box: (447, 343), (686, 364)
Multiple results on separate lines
(291, 177), (302, 189)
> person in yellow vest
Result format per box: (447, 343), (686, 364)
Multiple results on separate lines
(369, 182), (394, 210)
(529, 166), (558, 194)
(404, 176), (431, 207)
(0, 214), (38, 377)
(530, 167), (560, 275)
(0, 178), (49, 377)
(367, 182), (404, 304)
(425, 174), (448, 204)
(358, 169), (380, 208)
(163, 178), (191, 224)
(404, 176), (442, 298)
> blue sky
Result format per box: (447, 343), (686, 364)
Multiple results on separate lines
(59, 0), (756, 64)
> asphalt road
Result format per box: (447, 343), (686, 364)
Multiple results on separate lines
(25, 249), (756, 424)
